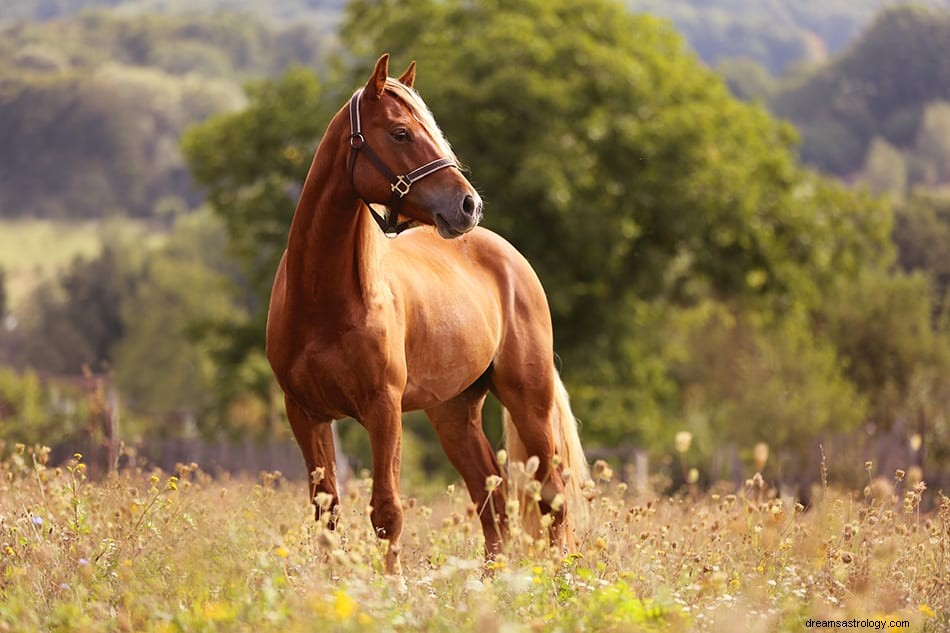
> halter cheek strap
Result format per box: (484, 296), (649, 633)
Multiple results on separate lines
(347, 88), (458, 235)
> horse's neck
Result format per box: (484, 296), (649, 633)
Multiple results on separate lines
(284, 146), (383, 314)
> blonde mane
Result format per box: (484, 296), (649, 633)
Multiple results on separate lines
(382, 79), (458, 163)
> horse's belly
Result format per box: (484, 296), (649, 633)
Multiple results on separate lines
(401, 317), (498, 411)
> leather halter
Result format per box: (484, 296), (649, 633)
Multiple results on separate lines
(347, 88), (458, 236)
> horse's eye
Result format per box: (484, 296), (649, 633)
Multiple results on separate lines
(391, 128), (410, 143)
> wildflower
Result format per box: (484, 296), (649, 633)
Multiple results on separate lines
(909, 434), (922, 452)
(687, 468), (699, 484)
(593, 460), (613, 482)
(315, 492), (334, 511)
(526, 480), (542, 501)
(275, 546), (290, 558)
(311, 467), (325, 485)
(674, 431), (692, 454)
(31, 515), (43, 527)
(525, 455), (540, 477)
(485, 475), (503, 492)
(505, 498), (520, 517)
(496, 449), (508, 466)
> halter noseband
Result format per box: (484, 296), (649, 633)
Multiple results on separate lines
(347, 88), (458, 236)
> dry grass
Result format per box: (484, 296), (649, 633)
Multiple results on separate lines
(1, 444), (947, 632)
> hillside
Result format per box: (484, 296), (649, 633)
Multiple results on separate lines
(770, 5), (950, 189)
(0, 11), (335, 218)
(626, 0), (950, 73)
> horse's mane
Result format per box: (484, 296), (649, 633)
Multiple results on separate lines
(377, 79), (458, 164)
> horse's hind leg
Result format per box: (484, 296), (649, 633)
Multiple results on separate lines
(425, 383), (507, 556)
(286, 397), (339, 528)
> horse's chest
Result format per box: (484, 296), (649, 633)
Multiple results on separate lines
(280, 326), (396, 419)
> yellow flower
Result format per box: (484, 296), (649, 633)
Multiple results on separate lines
(275, 546), (290, 559)
(333, 589), (357, 621)
(919, 604), (936, 618)
(201, 601), (236, 622)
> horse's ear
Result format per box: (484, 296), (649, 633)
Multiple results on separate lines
(397, 61), (416, 88)
(365, 53), (389, 101)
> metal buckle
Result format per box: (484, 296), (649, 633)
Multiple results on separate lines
(391, 175), (412, 198)
(349, 132), (364, 149)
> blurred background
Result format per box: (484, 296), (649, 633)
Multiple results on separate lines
(0, 0), (948, 498)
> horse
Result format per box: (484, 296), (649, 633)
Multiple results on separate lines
(265, 54), (590, 574)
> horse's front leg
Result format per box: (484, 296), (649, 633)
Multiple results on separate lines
(364, 396), (404, 575)
(286, 397), (340, 527)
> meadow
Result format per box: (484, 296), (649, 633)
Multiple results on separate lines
(0, 444), (946, 632)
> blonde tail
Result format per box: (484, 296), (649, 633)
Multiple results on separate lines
(502, 373), (590, 540)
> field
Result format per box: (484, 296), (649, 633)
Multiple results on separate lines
(0, 445), (947, 632)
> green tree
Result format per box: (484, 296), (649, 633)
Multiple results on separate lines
(113, 211), (237, 435)
(339, 0), (889, 430)
(913, 101), (950, 186)
(0, 265), (7, 319)
(892, 194), (950, 309)
(862, 137), (907, 199)
(17, 245), (131, 374)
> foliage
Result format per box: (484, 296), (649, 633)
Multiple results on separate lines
(819, 270), (950, 431)
(112, 211), (237, 431)
(332, 0), (892, 450)
(0, 451), (946, 631)
(893, 193), (950, 303)
(16, 245), (134, 375)
(0, 369), (87, 445)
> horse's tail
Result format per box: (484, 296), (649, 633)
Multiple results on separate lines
(502, 372), (590, 540)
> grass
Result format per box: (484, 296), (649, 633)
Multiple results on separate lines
(0, 443), (947, 632)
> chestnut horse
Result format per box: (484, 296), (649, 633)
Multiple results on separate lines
(266, 55), (589, 574)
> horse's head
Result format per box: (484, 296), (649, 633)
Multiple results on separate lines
(346, 54), (482, 238)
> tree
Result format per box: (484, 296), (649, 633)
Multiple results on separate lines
(113, 211), (238, 435)
(0, 265), (6, 319)
(913, 100), (950, 185)
(862, 137), (906, 198)
(339, 0), (890, 429)
(183, 0), (891, 465)
(17, 245), (132, 374)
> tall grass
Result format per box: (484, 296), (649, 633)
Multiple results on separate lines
(0, 443), (946, 632)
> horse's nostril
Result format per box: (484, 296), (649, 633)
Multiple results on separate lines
(462, 194), (477, 217)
